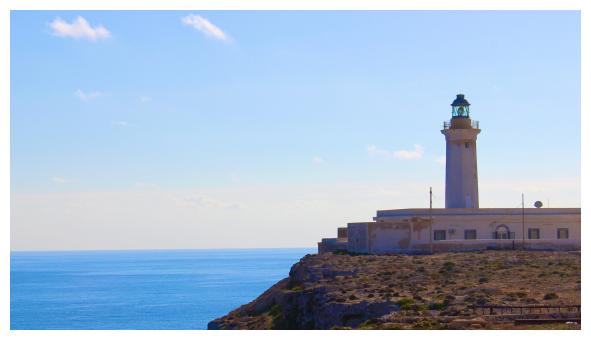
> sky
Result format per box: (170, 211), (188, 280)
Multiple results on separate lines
(10, 11), (580, 251)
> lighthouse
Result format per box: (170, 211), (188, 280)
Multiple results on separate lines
(441, 94), (481, 208)
(318, 93), (580, 255)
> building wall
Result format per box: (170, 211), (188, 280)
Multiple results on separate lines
(337, 227), (348, 240)
(317, 238), (347, 253)
(347, 223), (370, 253)
(336, 208), (581, 254)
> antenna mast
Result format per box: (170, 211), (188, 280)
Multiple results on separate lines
(522, 193), (525, 249)
(429, 187), (433, 253)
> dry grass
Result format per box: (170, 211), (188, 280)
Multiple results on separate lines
(210, 250), (580, 330)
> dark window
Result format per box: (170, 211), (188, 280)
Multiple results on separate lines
(434, 230), (446, 241)
(464, 229), (477, 240)
(557, 228), (569, 239)
(465, 142), (470, 148)
(528, 228), (540, 239)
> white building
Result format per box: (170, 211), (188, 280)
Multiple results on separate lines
(318, 94), (581, 254)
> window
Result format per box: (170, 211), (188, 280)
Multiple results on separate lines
(493, 224), (514, 239)
(528, 228), (540, 239)
(464, 229), (477, 240)
(557, 228), (569, 239)
(434, 230), (446, 241)
(493, 231), (515, 239)
(465, 142), (470, 148)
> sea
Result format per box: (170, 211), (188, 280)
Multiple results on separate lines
(10, 248), (314, 330)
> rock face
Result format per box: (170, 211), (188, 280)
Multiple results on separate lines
(207, 251), (580, 330)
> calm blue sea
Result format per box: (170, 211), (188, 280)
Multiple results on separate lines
(10, 248), (314, 330)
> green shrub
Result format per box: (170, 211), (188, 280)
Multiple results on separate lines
(442, 261), (455, 271)
(544, 293), (558, 300)
(397, 297), (415, 310)
(268, 303), (282, 317)
(428, 301), (447, 311)
(358, 319), (379, 329)
(476, 297), (489, 305)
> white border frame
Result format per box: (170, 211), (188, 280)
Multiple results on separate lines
(1, 1), (587, 339)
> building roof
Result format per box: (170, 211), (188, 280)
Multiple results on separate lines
(375, 208), (581, 219)
(451, 94), (470, 107)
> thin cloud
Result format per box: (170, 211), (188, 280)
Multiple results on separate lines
(49, 16), (110, 41)
(112, 121), (129, 127)
(393, 144), (424, 159)
(367, 144), (424, 160)
(367, 144), (391, 158)
(74, 89), (102, 101)
(51, 177), (73, 184)
(180, 194), (244, 210)
(228, 174), (241, 184)
(181, 14), (231, 42)
(435, 155), (446, 166)
(313, 156), (324, 164)
(139, 96), (151, 103)
(134, 182), (159, 189)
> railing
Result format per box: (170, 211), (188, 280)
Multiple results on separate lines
(472, 304), (581, 316)
(442, 120), (479, 130)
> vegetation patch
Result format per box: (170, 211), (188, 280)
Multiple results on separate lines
(209, 250), (580, 330)
(396, 297), (415, 310)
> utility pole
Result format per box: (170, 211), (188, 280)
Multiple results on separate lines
(522, 193), (525, 250)
(429, 187), (433, 253)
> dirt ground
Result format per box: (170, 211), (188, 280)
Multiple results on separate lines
(320, 250), (581, 329)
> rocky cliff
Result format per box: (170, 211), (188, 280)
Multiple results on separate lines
(207, 250), (580, 330)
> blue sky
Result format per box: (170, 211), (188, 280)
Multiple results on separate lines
(11, 11), (580, 250)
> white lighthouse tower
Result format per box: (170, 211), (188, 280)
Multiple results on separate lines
(441, 94), (481, 208)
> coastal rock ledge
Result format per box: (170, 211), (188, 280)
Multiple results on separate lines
(207, 250), (580, 330)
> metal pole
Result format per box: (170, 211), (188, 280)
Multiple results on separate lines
(522, 193), (525, 250)
(429, 187), (433, 254)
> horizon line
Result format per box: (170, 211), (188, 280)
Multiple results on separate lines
(10, 246), (318, 253)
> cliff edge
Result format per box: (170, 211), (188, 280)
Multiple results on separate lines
(208, 250), (580, 330)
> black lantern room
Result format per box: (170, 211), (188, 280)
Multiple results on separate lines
(451, 94), (470, 117)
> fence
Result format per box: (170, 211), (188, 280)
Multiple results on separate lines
(472, 304), (581, 316)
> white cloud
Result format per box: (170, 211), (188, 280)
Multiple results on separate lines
(179, 194), (244, 210)
(11, 178), (580, 250)
(367, 144), (424, 160)
(435, 155), (446, 166)
(393, 144), (424, 159)
(49, 16), (111, 41)
(228, 174), (241, 183)
(181, 14), (230, 42)
(51, 177), (73, 184)
(140, 96), (151, 103)
(112, 121), (129, 127)
(313, 156), (324, 163)
(134, 182), (159, 189)
(74, 89), (102, 101)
